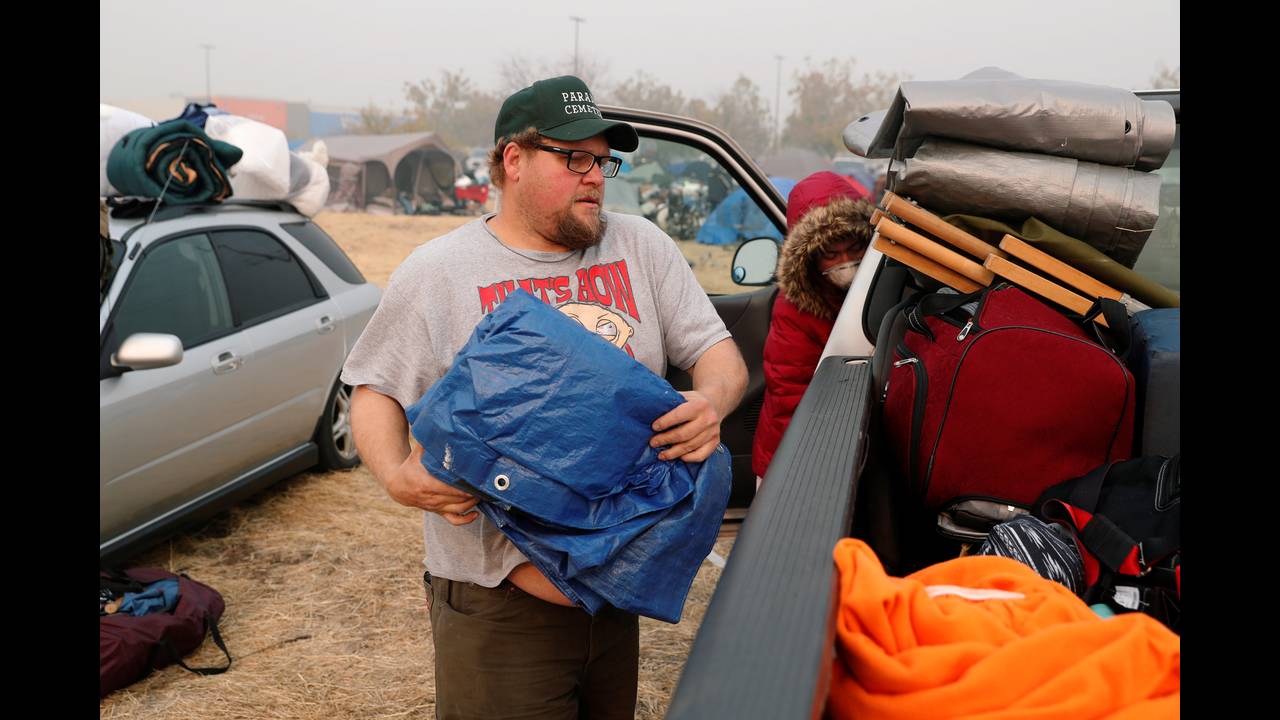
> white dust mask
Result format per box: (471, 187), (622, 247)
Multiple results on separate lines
(822, 261), (859, 289)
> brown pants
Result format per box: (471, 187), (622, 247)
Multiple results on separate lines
(426, 572), (639, 720)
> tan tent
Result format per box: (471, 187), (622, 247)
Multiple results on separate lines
(304, 132), (460, 211)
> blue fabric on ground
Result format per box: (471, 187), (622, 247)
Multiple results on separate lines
(119, 578), (181, 617)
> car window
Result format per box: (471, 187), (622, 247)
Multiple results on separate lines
(100, 236), (127, 304)
(605, 137), (782, 295)
(1132, 124), (1180, 293)
(211, 229), (324, 326)
(109, 233), (234, 350)
(280, 221), (367, 285)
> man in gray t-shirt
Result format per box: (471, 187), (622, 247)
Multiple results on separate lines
(343, 75), (747, 720)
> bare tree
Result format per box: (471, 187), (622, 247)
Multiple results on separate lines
(351, 102), (401, 135)
(782, 58), (907, 157)
(709, 76), (773, 157)
(401, 70), (503, 149)
(497, 53), (612, 95)
(609, 71), (690, 114)
(1148, 62), (1180, 89)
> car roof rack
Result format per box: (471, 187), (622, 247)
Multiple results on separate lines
(106, 198), (303, 223)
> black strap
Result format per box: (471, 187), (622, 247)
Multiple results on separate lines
(100, 566), (146, 595)
(1079, 514), (1138, 573)
(100, 566), (137, 583)
(1141, 535), (1181, 566)
(155, 612), (232, 676)
(1083, 297), (1132, 359)
(915, 287), (987, 319)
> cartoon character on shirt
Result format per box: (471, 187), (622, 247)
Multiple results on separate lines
(559, 302), (636, 357)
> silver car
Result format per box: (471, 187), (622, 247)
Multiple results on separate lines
(99, 200), (381, 562)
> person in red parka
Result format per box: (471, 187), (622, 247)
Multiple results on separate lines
(752, 171), (875, 485)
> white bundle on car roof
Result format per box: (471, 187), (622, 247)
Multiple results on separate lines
(100, 104), (156, 196)
(286, 141), (331, 218)
(203, 114), (291, 200)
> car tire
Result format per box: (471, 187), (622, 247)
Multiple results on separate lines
(315, 378), (360, 470)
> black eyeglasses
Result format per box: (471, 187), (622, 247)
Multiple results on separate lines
(534, 144), (622, 178)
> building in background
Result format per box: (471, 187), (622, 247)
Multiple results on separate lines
(104, 94), (362, 149)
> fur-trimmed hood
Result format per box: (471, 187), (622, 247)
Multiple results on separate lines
(776, 196), (875, 320)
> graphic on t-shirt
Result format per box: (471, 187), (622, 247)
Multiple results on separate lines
(476, 259), (642, 355)
(559, 302), (635, 355)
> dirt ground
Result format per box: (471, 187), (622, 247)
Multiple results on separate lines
(100, 210), (740, 719)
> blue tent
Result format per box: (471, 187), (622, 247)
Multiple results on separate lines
(696, 176), (795, 245)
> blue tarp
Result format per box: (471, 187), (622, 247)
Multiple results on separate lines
(695, 176), (795, 245)
(405, 290), (732, 623)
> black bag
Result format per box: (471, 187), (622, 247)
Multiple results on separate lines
(100, 568), (232, 698)
(1036, 455), (1180, 632)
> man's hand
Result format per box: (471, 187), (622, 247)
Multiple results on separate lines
(386, 443), (480, 525)
(650, 390), (722, 463)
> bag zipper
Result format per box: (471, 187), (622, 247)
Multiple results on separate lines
(922, 324), (1133, 500)
(954, 283), (1007, 340)
(928, 285), (1004, 336)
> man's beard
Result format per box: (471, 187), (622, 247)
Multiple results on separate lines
(550, 204), (607, 251)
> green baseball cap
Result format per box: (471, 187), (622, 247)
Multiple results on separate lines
(494, 75), (639, 152)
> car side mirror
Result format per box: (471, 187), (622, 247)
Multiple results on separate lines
(731, 237), (779, 286)
(111, 333), (184, 372)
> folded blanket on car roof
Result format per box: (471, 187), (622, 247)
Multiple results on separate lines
(106, 120), (243, 204)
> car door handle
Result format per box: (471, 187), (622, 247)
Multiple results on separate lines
(212, 350), (243, 375)
(316, 315), (336, 335)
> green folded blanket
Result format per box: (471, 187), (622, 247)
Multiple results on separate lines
(106, 121), (243, 204)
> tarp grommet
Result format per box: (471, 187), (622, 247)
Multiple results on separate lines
(494, 474), (511, 491)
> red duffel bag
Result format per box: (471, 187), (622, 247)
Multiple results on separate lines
(883, 283), (1135, 515)
(100, 567), (231, 698)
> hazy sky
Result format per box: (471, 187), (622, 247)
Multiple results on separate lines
(101, 0), (1179, 116)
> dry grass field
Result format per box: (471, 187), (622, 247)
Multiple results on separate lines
(101, 210), (742, 719)
(315, 211), (742, 292)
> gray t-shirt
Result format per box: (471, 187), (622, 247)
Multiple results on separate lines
(341, 211), (732, 587)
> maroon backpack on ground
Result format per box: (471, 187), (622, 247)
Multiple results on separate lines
(100, 567), (231, 698)
(882, 284), (1136, 519)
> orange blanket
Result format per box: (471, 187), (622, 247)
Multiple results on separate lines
(829, 539), (1179, 719)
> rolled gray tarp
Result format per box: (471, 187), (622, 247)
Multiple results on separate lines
(842, 108), (888, 158)
(860, 69), (1176, 171)
(891, 139), (1162, 268)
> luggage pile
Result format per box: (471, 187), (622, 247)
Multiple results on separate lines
(846, 66), (1179, 309)
(99, 102), (330, 216)
(849, 72), (1180, 630)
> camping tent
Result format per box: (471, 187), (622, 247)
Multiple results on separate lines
(304, 132), (460, 211)
(696, 176), (796, 245)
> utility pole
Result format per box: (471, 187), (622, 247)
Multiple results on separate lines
(774, 55), (784, 151)
(570, 16), (585, 76)
(200, 43), (215, 103)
